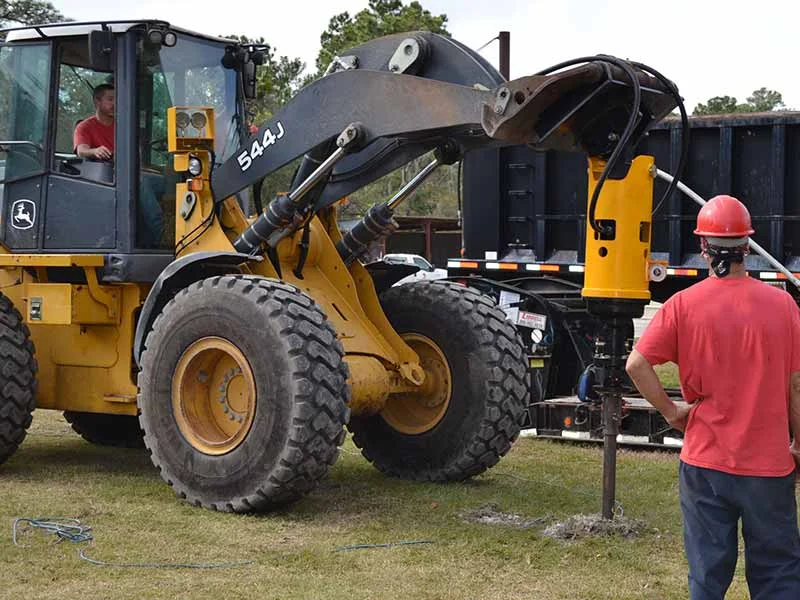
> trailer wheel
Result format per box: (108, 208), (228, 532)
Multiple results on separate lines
(138, 275), (349, 512)
(349, 281), (528, 481)
(63, 411), (144, 448)
(0, 294), (37, 466)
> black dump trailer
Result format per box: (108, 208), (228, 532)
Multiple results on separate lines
(449, 111), (800, 447)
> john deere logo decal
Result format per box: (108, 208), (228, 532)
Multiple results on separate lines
(11, 199), (35, 230)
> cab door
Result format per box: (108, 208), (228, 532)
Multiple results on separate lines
(44, 36), (117, 250)
(0, 42), (52, 250)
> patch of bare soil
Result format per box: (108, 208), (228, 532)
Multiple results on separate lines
(542, 513), (646, 540)
(461, 504), (549, 529)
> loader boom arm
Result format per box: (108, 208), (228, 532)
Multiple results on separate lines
(211, 33), (677, 207)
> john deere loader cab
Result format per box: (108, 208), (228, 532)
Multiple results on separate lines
(0, 20), (257, 454)
(0, 21), (248, 260)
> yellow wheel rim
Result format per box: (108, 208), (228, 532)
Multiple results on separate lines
(172, 337), (256, 455)
(381, 333), (452, 435)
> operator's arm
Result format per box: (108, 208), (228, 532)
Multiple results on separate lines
(75, 143), (92, 159)
(74, 121), (112, 161)
(75, 143), (112, 161)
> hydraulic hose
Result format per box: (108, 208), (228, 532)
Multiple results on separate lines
(536, 56), (642, 237)
(655, 168), (800, 291)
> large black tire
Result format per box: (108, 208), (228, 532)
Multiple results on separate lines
(0, 294), (37, 466)
(138, 275), (350, 512)
(63, 411), (144, 448)
(348, 281), (528, 481)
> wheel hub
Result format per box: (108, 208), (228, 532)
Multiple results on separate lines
(172, 337), (256, 455)
(381, 333), (452, 435)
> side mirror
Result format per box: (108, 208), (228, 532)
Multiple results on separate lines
(88, 29), (114, 72)
(243, 59), (257, 100)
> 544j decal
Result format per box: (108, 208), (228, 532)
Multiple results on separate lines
(237, 121), (285, 172)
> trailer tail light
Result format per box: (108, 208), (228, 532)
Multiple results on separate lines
(447, 261), (478, 269)
(525, 264), (560, 272)
(666, 268), (698, 276)
(486, 262), (518, 270)
(759, 271), (800, 280)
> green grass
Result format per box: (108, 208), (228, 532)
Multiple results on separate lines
(655, 362), (680, 389)
(0, 410), (769, 600)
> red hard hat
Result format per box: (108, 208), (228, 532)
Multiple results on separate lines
(693, 195), (755, 237)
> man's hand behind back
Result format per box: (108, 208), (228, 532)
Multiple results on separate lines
(666, 402), (692, 433)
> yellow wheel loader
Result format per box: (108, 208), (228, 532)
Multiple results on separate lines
(0, 21), (677, 512)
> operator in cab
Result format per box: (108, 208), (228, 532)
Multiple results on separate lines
(73, 83), (114, 161)
(73, 82), (164, 247)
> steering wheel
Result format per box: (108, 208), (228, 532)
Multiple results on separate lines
(150, 138), (169, 152)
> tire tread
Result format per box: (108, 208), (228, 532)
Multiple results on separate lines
(350, 281), (528, 481)
(138, 275), (350, 512)
(0, 294), (37, 465)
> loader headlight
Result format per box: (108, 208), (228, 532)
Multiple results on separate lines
(147, 28), (164, 45)
(190, 111), (207, 130)
(188, 155), (203, 177)
(175, 111), (190, 130)
(147, 27), (178, 48)
(167, 107), (216, 152)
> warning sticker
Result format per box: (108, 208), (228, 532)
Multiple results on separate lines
(517, 311), (547, 330)
(498, 290), (520, 323)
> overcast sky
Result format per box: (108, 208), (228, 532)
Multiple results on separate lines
(50, 0), (800, 112)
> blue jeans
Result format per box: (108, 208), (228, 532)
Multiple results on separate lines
(679, 461), (800, 599)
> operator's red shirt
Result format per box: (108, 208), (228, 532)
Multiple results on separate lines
(635, 276), (800, 477)
(73, 116), (114, 152)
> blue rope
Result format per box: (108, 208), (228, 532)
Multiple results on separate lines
(14, 517), (432, 563)
(77, 548), (253, 569)
(335, 540), (434, 552)
(12, 518), (92, 544)
(12, 517), (253, 569)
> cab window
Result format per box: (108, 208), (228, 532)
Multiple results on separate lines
(0, 43), (51, 182)
(53, 38), (115, 184)
(135, 32), (244, 250)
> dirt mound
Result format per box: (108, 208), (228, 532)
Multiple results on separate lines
(461, 504), (548, 529)
(543, 514), (646, 540)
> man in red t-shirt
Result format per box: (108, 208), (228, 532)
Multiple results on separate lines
(626, 194), (800, 600)
(73, 83), (114, 161)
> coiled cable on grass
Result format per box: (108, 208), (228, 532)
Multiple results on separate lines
(12, 518), (92, 545)
(12, 517), (253, 569)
